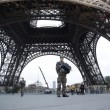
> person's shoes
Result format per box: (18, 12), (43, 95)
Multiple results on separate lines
(62, 94), (69, 97)
(57, 94), (61, 97)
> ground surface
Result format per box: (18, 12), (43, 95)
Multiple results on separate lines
(0, 93), (110, 110)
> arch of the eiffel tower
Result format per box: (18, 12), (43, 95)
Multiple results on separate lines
(0, 0), (110, 87)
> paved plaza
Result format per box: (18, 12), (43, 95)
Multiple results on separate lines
(0, 93), (110, 110)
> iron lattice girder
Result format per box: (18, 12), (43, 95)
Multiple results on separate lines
(61, 0), (110, 13)
(0, 0), (109, 86)
(0, 0), (110, 13)
(0, 29), (16, 68)
(0, 36), (106, 86)
(0, 0), (110, 43)
(15, 43), (84, 83)
(78, 32), (105, 85)
(0, 42), (83, 86)
(23, 43), (77, 66)
(0, 45), (28, 86)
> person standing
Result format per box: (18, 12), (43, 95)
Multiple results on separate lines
(19, 78), (26, 97)
(56, 56), (71, 97)
(80, 83), (85, 95)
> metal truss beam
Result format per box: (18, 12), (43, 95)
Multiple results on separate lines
(77, 32), (106, 85)
(61, 0), (110, 13)
(0, 1), (109, 43)
(0, 0), (110, 13)
(0, 0), (109, 87)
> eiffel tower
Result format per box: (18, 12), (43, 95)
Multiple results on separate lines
(0, 0), (110, 87)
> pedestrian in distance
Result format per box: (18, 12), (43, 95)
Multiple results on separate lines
(19, 78), (26, 97)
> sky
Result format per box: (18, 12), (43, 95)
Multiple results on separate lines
(20, 37), (110, 88)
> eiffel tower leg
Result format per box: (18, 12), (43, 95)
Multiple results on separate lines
(7, 45), (31, 87)
(76, 32), (106, 85)
(69, 43), (91, 86)
(0, 29), (16, 86)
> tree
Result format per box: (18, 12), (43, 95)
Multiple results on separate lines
(105, 76), (110, 85)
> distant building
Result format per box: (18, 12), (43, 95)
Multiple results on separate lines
(52, 81), (56, 94)
(53, 81), (56, 90)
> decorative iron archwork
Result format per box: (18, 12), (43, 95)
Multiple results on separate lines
(0, 0), (110, 86)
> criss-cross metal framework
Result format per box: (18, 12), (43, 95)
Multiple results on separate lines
(0, 0), (110, 86)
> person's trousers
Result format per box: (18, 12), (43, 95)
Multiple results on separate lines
(57, 76), (67, 95)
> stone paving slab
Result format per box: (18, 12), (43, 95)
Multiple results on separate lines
(0, 94), (110, 110)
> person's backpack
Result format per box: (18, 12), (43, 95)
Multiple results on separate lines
(61, 63), (71, 74)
